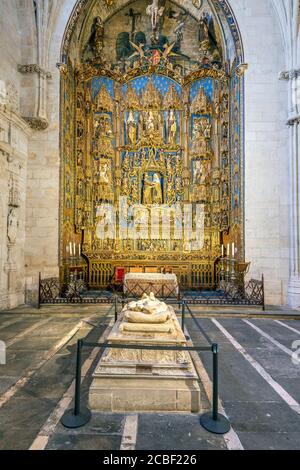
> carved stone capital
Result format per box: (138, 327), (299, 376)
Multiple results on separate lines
(287, 115), (300, 126)
(18, 64), (52, 80)
(0, 140), (12, 160)
(236, 63), (248, 77)
(56, 62), (69, 77)
(279, 69), (300, 81)
(23, 117), (49, 131)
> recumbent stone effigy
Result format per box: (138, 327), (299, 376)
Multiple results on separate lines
(89, 293), (201, 412)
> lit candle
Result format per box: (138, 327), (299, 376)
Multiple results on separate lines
(232, 243), (235, 258)
(221, 244), (224, 257)
(73, 243), (76, 257)
(69, 242), (72, 256)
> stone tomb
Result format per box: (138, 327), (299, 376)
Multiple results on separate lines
(89, 294), (201, 412)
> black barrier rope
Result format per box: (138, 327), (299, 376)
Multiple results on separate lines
(185, 302), (213, 347)
(61, 338), (231, 435)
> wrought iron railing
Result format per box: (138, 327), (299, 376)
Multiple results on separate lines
(38, 272), (265, 309)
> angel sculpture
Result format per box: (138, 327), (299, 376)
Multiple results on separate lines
(146, 0), (165, 30)
(129, 41), (146, 63)
(162, 42), (177, 62)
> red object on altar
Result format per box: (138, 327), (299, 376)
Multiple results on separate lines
(115, 267), (126, 283)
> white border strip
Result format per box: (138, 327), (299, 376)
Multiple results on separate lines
(212, 319), (300, 415)
(29, 318), (114, 450)
(186, 326), (244, 450)
(0, 317), (22, 331)
(243, 320), (293, 357)
(6, 318), (52, 347)
(120, 414), (139, 451)
(0, 318), (91, 409)
(275, 320), (300, 336)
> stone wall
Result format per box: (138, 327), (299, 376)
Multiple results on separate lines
(0, 0), (31, 310)
(230, 0), (290, 305)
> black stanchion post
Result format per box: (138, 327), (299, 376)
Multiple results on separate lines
(178, 290), (181, 310)
(200, 343), (231, 435)
(114, 296), (118, 323)
(37, 272), (41, 310)
(262, 274), (266, 311)
(61, 339), (91, 429)
(212, 343), (219, 421)
(181, 301), (185, 332)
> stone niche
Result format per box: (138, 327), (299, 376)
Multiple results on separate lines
(89, 295), (201, 413)
(0, 80), (31, 310)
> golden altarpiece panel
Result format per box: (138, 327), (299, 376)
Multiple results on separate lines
(59, 0), (245, 289)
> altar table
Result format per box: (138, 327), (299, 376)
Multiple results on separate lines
(123, 273), (179, 298)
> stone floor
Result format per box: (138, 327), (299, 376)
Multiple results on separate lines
(0, 304), (300, 450)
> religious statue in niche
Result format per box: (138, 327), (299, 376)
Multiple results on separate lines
(82, 17), (105, 61)
(193, 160), (211, 185)
(142, 110), (163, 145)
(191, 118), (207, 156)
(8, 176), (20, 208)
(7, 208), (18, 245)
(142, 172), (163, 205)
(94, 113), (114, 156)
(126, 111), (137, 145)
(94, 159), (113, 202)
(198, 12), (221, 64)
(167, 110), (177, 146)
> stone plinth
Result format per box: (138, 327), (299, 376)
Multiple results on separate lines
(89, 306), (201, 413)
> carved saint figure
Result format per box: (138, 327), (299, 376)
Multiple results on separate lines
(146, 0), (165, 30)
(99, 162), (110, 185)
(198, 12), (221, 62)
(127, 111), (137, 145)
(203, 119), (212, 139)
(191, 119), (206, 155)
(147, 111), (155, 135)
(143, 174), (154, 205)
(83, 17), (105, 60)
(168, 110), (177, 146)
(7, 208), (18, 245)
(153, 173), (163, 204)
(143, 173), (163, 205)
(193, 162), (202, 185)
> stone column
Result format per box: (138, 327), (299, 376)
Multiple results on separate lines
(280, 69), (300, 307)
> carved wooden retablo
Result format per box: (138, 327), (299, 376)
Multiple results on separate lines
(60, 1), (244, 291)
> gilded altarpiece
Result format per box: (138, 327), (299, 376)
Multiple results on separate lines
(59, 1), (245, 289)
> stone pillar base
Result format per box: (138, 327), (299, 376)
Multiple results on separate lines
(287, 277), (300, 308)
(89, 375), (200, 413)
